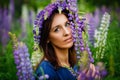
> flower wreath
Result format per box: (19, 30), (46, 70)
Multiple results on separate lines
(32, 0), (94, 69)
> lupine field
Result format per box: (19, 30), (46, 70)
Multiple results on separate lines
(0, 0), (120, 80)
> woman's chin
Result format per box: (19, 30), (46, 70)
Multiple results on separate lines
(64, 42), (74, 49)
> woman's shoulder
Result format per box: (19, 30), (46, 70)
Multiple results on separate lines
(38, 60), (54, 69)
(35, 60), (77, 80)
(36, 60), (56, 74)
(35, 60), (60, 80)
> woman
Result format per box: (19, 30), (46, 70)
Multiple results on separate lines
(35, 9), (77, 80)
(33, 0), (99, 80)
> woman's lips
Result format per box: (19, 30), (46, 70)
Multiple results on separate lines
(64, 37), (73, 42)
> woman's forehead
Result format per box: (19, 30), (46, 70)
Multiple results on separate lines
(51, 14), (68, 27)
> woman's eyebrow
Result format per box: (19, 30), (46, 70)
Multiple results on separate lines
(51, 25), (60, 31)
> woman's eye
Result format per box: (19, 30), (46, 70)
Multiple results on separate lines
(54, 27), (60, 32)
(65, 22), (70, 27)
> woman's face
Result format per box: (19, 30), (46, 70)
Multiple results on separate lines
(48, 13), (73, 49)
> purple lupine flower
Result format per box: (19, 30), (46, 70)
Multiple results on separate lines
(78, 69), (94, 80)
(100, 70), (107, 78)
(71, 12), (94, 63)
(3, 7), (10, 31)
(8, 0), (14, 28)
(67, 0), (77, 13)
(96, 62), (107, 78)
(1, 7), (11, 48)
(0, 8), (2, 27)
(78, 64), (102, 80)
(100, 6), (110, 15)
(39, 74), (49, 80)
(9, 0), (14, 17)
(9, 32), (35, 80)
(85, 8), (100, 46)
(0, 8), (3, 43)
(13, 42), (35, 80)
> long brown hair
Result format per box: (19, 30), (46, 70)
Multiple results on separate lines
(39, 9), (76, 68)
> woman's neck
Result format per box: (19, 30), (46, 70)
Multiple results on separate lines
(53, 47), (70, 67)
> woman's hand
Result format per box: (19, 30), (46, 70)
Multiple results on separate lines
(77, 63), (100, 80)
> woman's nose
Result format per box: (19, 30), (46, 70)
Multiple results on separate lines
(63, 27), (71, 36)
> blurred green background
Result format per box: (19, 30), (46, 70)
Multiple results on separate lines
(0, 0), (120, 80)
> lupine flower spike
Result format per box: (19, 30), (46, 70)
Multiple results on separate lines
(9, 32), (35, 80)
(94, 12), (110, 59)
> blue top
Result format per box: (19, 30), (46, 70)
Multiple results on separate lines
(35, 60), (77, 80)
